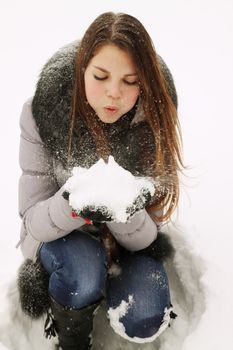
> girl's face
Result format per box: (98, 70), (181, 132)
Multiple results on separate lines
(84, 44), (140, 123)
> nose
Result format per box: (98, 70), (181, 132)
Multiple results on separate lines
(106, 81), (122, 99)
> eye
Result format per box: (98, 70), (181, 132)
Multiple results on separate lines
(123, 80), (139, 86)
(94, 75), (107, 81)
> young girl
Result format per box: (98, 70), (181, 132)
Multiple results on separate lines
(18, 11), (183, 350)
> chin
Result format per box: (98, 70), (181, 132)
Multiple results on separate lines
(98, 115), (121, 124)
(101, 119), (117, 124)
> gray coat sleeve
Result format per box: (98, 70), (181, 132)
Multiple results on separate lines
(18, 99), (86, 259)
(106, 210), (158, 251)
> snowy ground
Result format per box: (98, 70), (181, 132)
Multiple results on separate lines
(1, 222), (233, 350)
(0, 226), (207, 350)
(1, 0), (233, 349)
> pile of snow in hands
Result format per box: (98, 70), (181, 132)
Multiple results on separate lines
(64, 156), (155, 223)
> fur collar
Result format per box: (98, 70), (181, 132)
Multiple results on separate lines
(32, 41), (177, 175)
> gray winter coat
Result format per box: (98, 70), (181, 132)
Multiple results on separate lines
(18, 42), (177, 260)
(18, 99), (160, 259)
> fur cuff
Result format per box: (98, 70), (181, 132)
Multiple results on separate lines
(17, 259), (50, 318)
(137, 232), (175, 262)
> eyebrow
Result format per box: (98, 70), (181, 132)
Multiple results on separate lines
(93, 65), (138, 77)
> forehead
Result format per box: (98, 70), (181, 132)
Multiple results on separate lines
(89, 44), (137, 72)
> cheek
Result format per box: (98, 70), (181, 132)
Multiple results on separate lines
(125, 88), (140, 106)
(84, 76), (102, 104)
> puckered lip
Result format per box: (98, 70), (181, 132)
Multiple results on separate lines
(104, 105), (119, 111)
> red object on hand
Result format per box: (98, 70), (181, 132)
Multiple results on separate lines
(71, 211), (92, 225)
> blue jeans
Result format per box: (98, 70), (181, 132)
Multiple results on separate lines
(39, 230), (171, 339)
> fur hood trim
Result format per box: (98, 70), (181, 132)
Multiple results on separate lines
(32, 41), (177, 167)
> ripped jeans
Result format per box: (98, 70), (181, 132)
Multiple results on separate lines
(39, 230), (172, 341)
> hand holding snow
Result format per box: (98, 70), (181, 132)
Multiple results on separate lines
(64, 156), (155, 223)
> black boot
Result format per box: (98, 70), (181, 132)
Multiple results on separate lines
(48, 298), (99, 350)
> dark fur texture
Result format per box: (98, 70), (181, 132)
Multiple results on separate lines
(136, 232), (175, 262)
(31, 41), (177, 170)
(17, 259), (50, 318)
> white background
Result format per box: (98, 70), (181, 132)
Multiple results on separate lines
(0, 0), (233, 347)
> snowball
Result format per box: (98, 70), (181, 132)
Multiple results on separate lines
(64, 156), (155, 223)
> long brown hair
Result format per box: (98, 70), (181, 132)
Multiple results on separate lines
(68, 12), (183, 222)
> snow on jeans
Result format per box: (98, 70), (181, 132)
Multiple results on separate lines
(39, 230), (171, 341)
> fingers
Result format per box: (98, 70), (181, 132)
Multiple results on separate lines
(126, 188), (152, 219)
(79, 206), (114, 223)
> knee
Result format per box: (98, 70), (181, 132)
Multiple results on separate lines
(120, 304), (171, 339)
(108, 295), (172, 341)
(107, 255), (172, 340)
(40, 231), (108, 308)
(49, 267), (105, 309)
